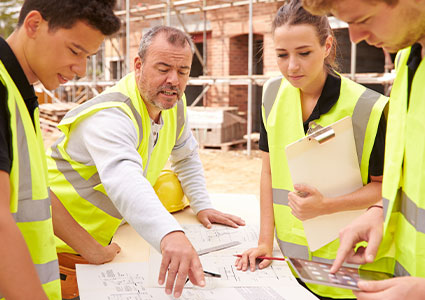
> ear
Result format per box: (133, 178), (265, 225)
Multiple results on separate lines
(134, 56), (143, 79)
(22, 10), (44, 39)
(324, 35), (333, 57)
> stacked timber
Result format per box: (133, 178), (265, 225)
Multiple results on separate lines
(39, 102), (78, 148)
(39, 102), (78, 133)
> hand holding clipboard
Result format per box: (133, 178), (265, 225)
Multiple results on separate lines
(285, 116), (365, 252)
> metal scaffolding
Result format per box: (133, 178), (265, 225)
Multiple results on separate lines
(42, 0), (394, 155)
(42, 0), (284, 155)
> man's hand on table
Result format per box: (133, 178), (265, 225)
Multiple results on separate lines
(159, 231), (205, 298)
(197, 208), (246, 229)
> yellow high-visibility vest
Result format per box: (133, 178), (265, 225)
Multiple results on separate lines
(263, 75), (395, 298)
(47, 73), (186, 252)
(0, 60), (61, 299)
(383, 46), (425, 277)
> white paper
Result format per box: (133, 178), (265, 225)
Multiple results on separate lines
(77, 262), (318, 300)
(77, 197), (318, 300)
(148, 250), (297, 288)
(286, 117), (365, 251)
(76, 262), (154, 300)
(148, 225), (294, 288)
(148, 286), (318, 300)
(181, 224), (260, 253)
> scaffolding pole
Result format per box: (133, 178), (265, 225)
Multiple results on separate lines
(126, 0), (131, 74)
(56, 0), (391, 156)
(350, 42), (357, 80)
(247, 0), (253, 156)
(203, 0), (207, 105)
(167, 0), (172, 26)
(172, 6), (206, 71)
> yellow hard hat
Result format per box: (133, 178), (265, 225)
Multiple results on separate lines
(153, 170), (189, 213)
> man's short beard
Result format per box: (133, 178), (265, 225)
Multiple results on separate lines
(148, 96), (179, 111)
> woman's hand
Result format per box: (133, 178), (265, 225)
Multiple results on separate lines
(235, 244), (273, 272)
(288, 184), (328, 220)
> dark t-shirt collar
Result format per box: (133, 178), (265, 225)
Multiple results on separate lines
(303, 72), (341, 133)
(406, 43), (423, 104)
(407, 43), (422, 73)
(0, 37), (38, 123)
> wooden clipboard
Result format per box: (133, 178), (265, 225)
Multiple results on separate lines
(285, 116), (365, 252)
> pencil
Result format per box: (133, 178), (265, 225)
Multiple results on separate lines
(233, 254), (286, 261)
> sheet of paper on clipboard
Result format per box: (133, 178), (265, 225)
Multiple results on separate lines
(285, 116), (366, 252)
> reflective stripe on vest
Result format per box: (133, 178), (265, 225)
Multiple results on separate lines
(50, 92), (142, 219)
(395, 261), (410, 276)
(382, 46), (425, 277)
(264, 80), (383, 171)
(63, 92), (144, 148)
(271, 169), (425, 244)
(14, 103), (52, 222)
(264, 75), (392, 298)
(387, 191), (425, 235)
(48, 72), (187, 250)
(50, 92), (186, 219)
(270, 89), (384, 258)
(0, 260), (60, 299)
(51, 135), (123, 219)
(0, 60), (60, 299)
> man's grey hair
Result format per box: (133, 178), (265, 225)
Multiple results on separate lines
(138, 26), (195, 60)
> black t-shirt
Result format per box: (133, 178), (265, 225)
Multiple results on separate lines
(407, 43), (423, 103)
(259, 73), (386, 177)
(0, 37), (38, 174)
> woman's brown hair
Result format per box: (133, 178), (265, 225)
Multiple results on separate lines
(272, 0), (338, 73)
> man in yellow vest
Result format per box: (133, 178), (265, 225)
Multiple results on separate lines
(0, 0), (120, 299)
(302, 0), (425, 299)
(47, 25), (245, 299)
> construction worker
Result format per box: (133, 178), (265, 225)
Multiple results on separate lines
(301, 0), (425, 299)
(47, 25), (245, 299)
(0, 0), (120, 299)
(235, 1), (394, 299)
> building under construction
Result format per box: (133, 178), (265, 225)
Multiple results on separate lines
(38, 0), (394, 152)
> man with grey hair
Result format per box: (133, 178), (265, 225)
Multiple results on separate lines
(47, 25), (245, 298)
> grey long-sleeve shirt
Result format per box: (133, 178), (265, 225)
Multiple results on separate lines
(65, 107), (213, 252)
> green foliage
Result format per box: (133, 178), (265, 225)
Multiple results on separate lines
(0, 0), (24, 38)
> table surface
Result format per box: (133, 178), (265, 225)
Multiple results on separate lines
(111, 193), (260, 263)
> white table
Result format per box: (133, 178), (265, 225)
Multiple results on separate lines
(111, 193), (260, 263)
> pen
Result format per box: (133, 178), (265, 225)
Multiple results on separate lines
(185, 270), (221, 284)
(233, 254), (286, 261)
(203, 270), (221, 278)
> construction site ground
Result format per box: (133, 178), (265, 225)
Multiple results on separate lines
(197, 148), (262, 199)
(43, 131), (262, 200)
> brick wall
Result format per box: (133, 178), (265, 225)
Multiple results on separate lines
(109, 1), (388, 133)
(205, 2), (283, 119)
(116, 1), (284, 126)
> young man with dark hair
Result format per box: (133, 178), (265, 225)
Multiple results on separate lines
(301, 0), (425, 299)
(0, 0), (120, 298)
